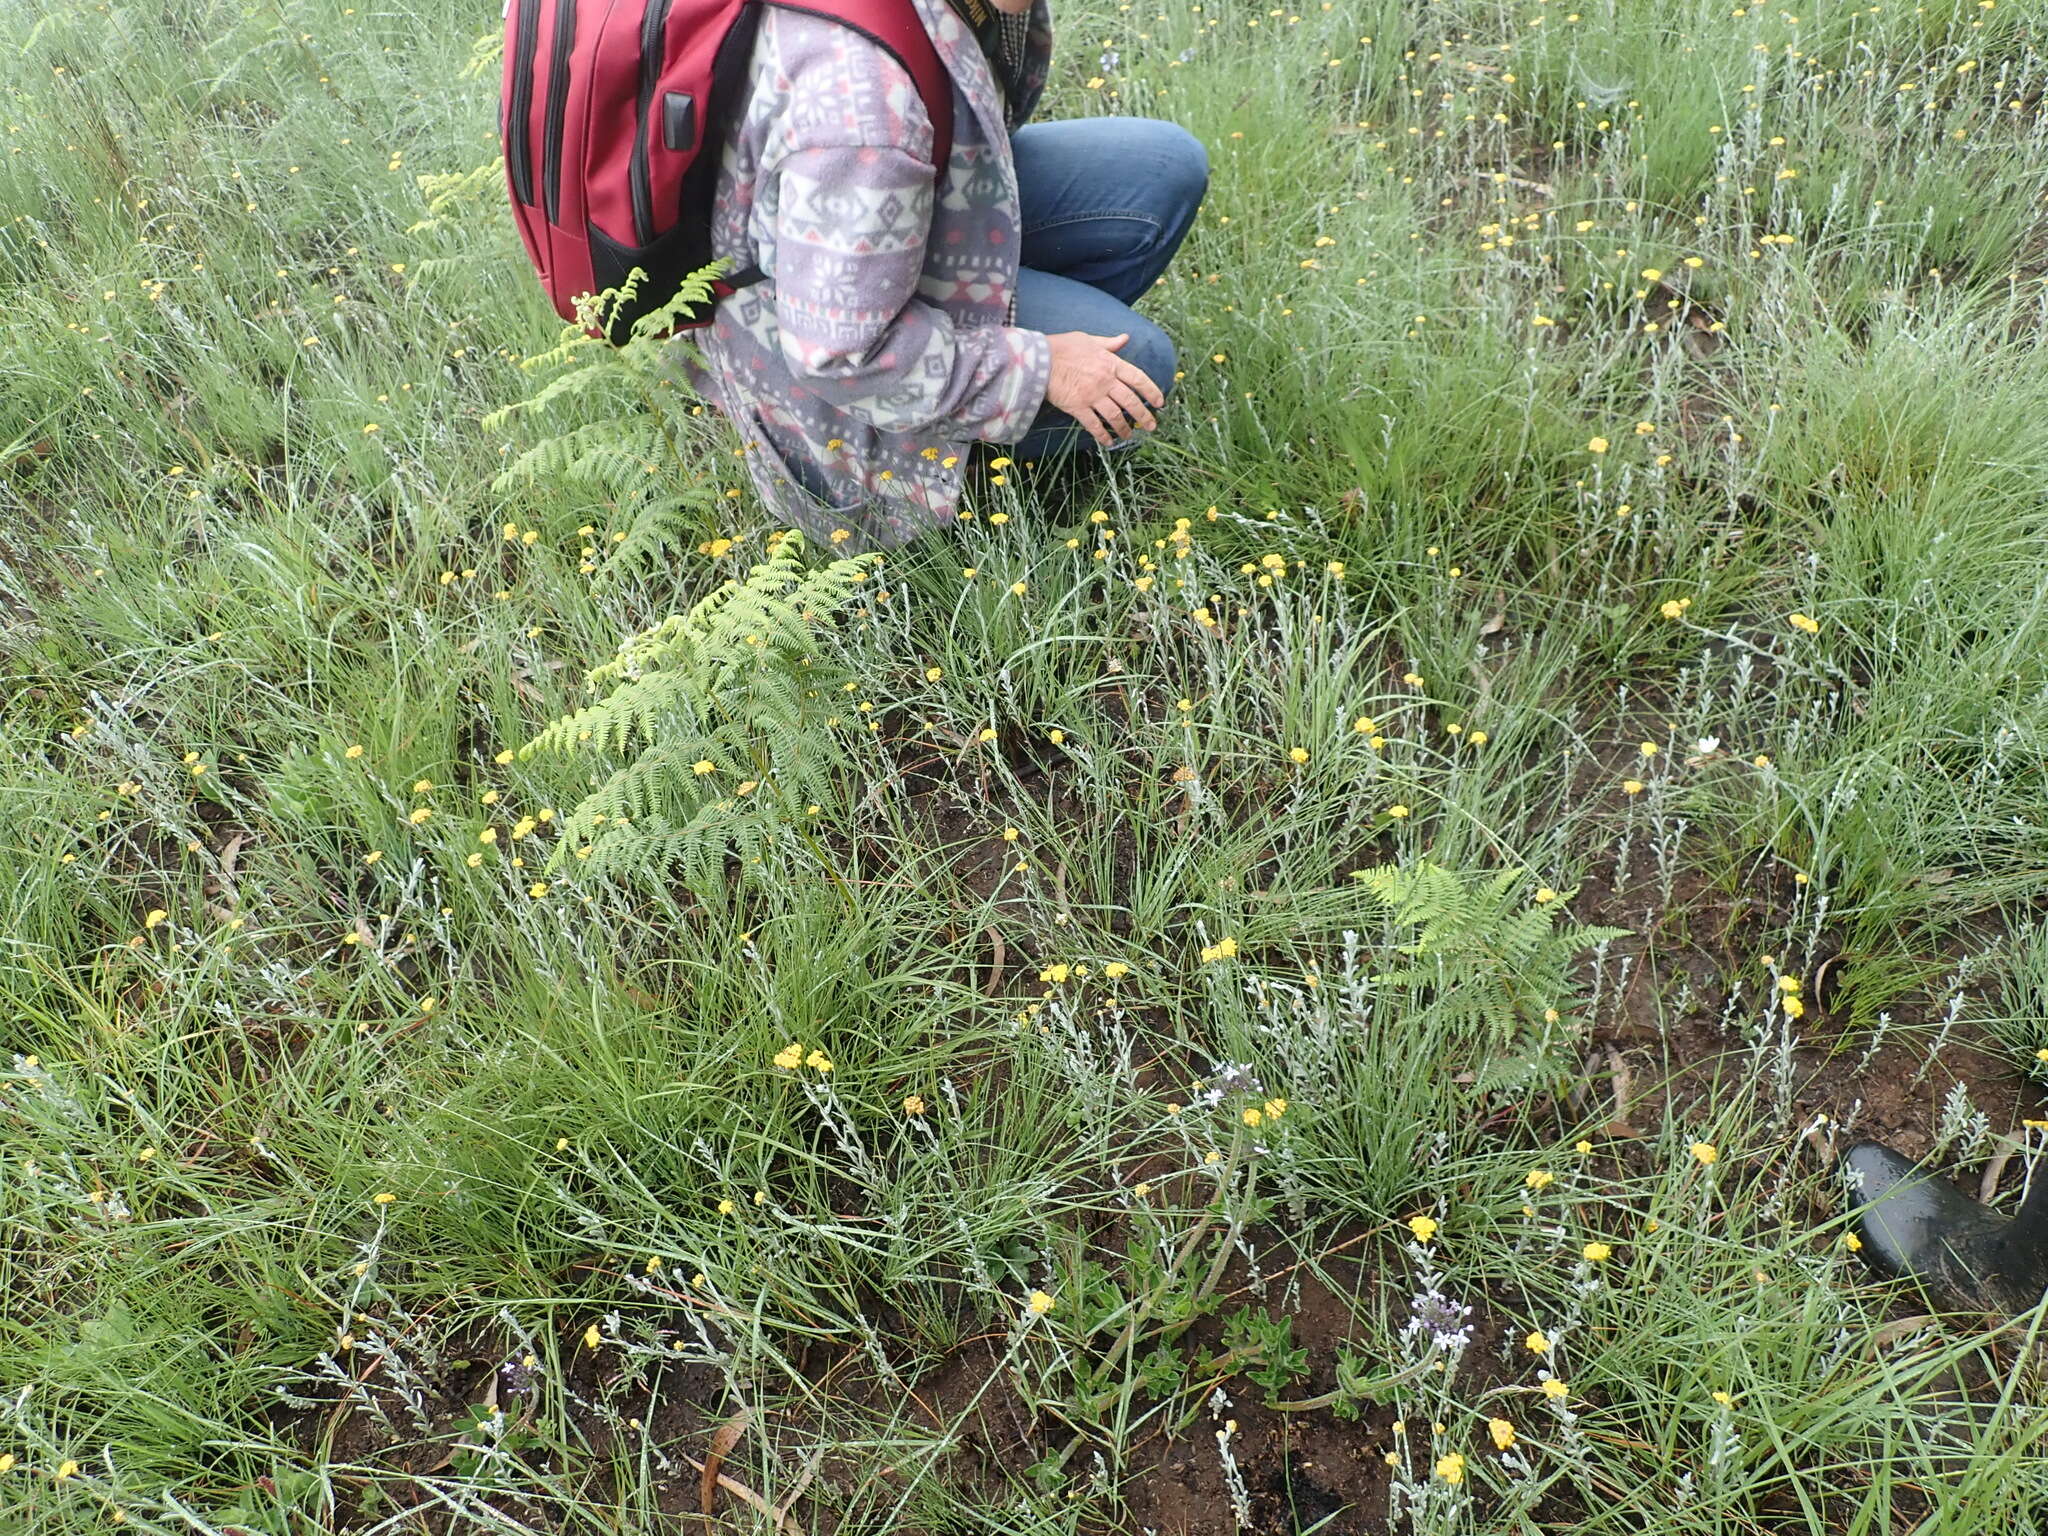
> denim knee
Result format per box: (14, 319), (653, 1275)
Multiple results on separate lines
(1143, 120), (1210, 218)
(1121, 314), (1178, 399)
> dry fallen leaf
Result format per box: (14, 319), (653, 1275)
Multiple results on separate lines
(700, 1408), (751, 1518)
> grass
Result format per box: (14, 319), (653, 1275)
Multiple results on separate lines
(6, 0), (2048, 1530)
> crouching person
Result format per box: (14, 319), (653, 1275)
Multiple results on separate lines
(675, 0), (1207, 551)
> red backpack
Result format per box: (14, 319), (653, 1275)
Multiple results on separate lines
(501, 0), (955, 343)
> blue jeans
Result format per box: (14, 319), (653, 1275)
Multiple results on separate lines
(1002, 117), (1208, 462)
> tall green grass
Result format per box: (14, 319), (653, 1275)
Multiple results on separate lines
(5, 0), (2048, 1530)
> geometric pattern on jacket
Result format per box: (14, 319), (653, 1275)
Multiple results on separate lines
(667, 0), (1055, 551)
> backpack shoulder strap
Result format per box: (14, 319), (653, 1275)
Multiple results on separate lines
(759, 0), (954, 175)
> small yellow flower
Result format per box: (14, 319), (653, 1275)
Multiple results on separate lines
(584, 1323), (602, 1348)
(1534, 887), (1557, 904)
(1639, 741), (1658, 757)
(1386, 803), (1411, 818)
(925, 666), (943, 681)
(372, 1192), (396, 1205)
(1711, 1390), (1734, 1406)
(57, 1460), (79, 1481)
(411, 779), (433, 794)
(1582, 1242), (1612, 1262)
(1026, 1290), (1055, 1315)
(1526, 1169), (1554, 1190)
(1789, 612), (1820, 634)
(804, 1048), (832, 1072)
(1434, 1452), (1465, 1484)
(1621, 778), (1645, 795)
(528, 882), (549, 898)
(1842, 1231), (1863, 1252)
(1103, 962), (1130, 979)
(717, 1198), (736, 1215)
(1010, 580), (1028, 596)
(1541, 1377), (1569, 1399)
(1407, 1215), (1439, 1243)
(1587, 436), (1610, 454)
(773, 1043), (805, 1070)
(1288, 747), (1309, 764)
(903, 1095), (927, 1116)
(478, 827), (498, 844)
(1243, 1107), (1264, 1127)
(1525, 1330), (1552, 1353)
(495, 749), (515, 765)
(1574, 1139), (1593, 1154)
(693, 760), (716, 775)
(1488, 1417), (1516, 1451)
(144, 909), (168, 929)
(1264, 1098), (1288, 1119)
(408, 807), (432, 824)
(1690, 1141), (1719, 1166)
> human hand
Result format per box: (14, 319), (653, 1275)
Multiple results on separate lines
(1043, 331), (1166, 446)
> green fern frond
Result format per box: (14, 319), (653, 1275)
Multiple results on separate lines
(406, 157), (503, 234)
(481, 362), (614, 430)
(489, 419), (666, 491)
(517, 533), (875, 891)
(595, 496), (705, 587)
(625, 259), (729, 343)
(1352, 859), (1626, 1056)
(458, 29), (504, 79)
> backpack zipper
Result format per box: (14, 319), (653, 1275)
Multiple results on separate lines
(541, 0), (576, 224)
(506, 0), (540, 206)
(631, 0), (674, 247)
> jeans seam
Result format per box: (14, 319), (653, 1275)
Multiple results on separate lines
(1022, 209), (1165, 237)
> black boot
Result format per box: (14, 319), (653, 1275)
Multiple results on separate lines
(1842, 1142), (2048, 1316)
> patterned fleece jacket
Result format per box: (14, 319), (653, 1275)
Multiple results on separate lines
(669, 0), (1055, 552)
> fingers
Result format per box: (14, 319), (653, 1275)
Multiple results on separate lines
(1118, 359), (1166, 409)
(1099, 332), (1130, 351)
(1106, 380), (1156, 434)
(1073, 401), (1117, 447)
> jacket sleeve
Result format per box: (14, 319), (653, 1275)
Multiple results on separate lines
(766, 143), (1051, 443)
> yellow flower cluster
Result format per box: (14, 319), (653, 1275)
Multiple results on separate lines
(1241, 1097), (1288, 1128)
